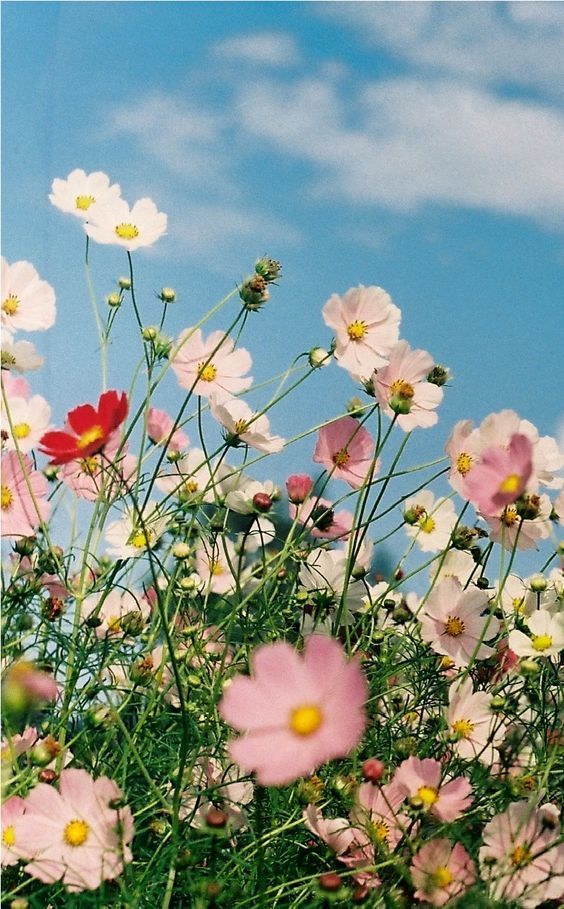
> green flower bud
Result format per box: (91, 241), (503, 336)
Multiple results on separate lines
(159, 287), (176, 303)
(107, 292), (121, 308)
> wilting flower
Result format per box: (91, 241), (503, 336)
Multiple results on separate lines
(463, 433), (533, 516)
(411, 839), (477, 906)
(374, 340), (443, 431)
(39, 390), (128, 464)
(219, 636), (367, 786)
(322, 284), (401, 380)
(1, 392), (51, 453)
(403, 490), (457, 553)
(85, 196), (167, 251)
(210, 393), (284, 453)
(49, 169), (121, 219)
(1, 258), (56, 333)
(171, 329), (253, 398)
(1, 451), (50, 538)
(313, 416), (377, 488)
(14, 769), (134, 892)
(508, 609), (564, 659)
(0, 332), (43, 372)
(146, 407), (189, 452)
(393, 757), (472, 822)
(419, 577), (500, 666)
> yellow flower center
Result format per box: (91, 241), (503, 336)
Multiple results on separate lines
(347, 320), (367, 341)
(2, 294), (20, 316)
(452, 718), (474, 739)
(13, 422), (31, 439)
(390, 379), (414, 400)
(332, 448), (350, 468)
(456, 452), (473, 476)
(77, 425), (104, 450)
(501, 506), (518, 527)
(2, 825), (16, 847)
(197, 362), (217, 383)
(444, 616), (465, 637)
(512, 597), (525, 614)
(209, 559), (224, 576)
(184, 479), (199, 494)
(369, 820), (390, 843)
(511, 844), (532, 867)
(417, 785), (439, 806)
(289, 704), (323, 736)
(75, 194), (95, 211)
(1, 485), (13, 509)
(115, 223), (139, 240)
(128, 527), (156, 550)
(499, 473), (520, 495)
(234, 418), (249, 434)
(531, 634), (552, 652)
(107, 615), (122, 633)
(432, 866), (453, 888)
(1, 351), (17, 367)
(419, 515), (436, 534)
(80, 456), (100, 475)
(63, 818), (90, 847)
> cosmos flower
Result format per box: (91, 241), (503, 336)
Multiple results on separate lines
(393, 757), (473, 822)
(1, 796), (27, 866)
(351, 780), (410, 851)
(209, 392), (284, 453)
(1, 259), (56, 333)
(446, 677), (505, 764)
(374, 340), (443, 431)
(403, 490), (457, 553)
(1, 332), (44, 373)
(104, 503), (169, 560)
(85, 196), (167, 251)
(313, 415), (377, 488)
(463, 433), (533, 516)
(322, 284), (401, 380)
(1, 451), (50, 538)
(49, 169), (122, 220)
(411, 839), (477, 906)
(146, 406), (189, 452)
(171, 328), (253, 398)
(419, 577), (500, 666)
(1, 392), (51, 453)
(39, 390), (128, 464)
(508, 609), (564, 659)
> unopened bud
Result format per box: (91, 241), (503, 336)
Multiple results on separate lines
(10, 900), (29, 909)
(520, 659), (540, 676)
(141, 326), (159, 342)
(395, 736), (417, 758)
(254, 257), (282, 282)
(318, 872), (343, 892)
(528, 574), (547, 592)
(160, 287), (176, 303)
(206, 807), (228, 829)
(476, 576), (490, 589)
(362, 758), (385, 783)
(427, 365), (450, 387)
(392, 605), (411, 625)
(172, 542), (191, 560)
(308, 347), (331, 368)
(38, 768), (57, 784)
(149, 818), (169, 836)
(403, 505), (425, 525)
(286, 473), (313, 504)
(346, 396), (365, 417)
(13, 536), (36, 556)
(239, 274), (270, 311)
(118, 277), (131, 290)
(252, 492), (273, 513)
(107, 292), (121, 308)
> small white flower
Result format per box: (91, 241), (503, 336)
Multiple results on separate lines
(509, 609), (564, 658)
(1, 259), (56, 332)
(1, 393), (51, 453)
(49, 169), (122, 220)
(429, 549), (477, 586)
(85, 197), (167, 251)
(404, 490), (457, 552)
(1, 332), (43, 372)
(105, 503), (169, 559)
(225, 478), (278, 514)
(156, 448), (217, 504)
(210, 393), (284, 454)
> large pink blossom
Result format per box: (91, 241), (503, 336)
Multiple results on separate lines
(374, 340), (443, 431)
(393, 756), (472, 822)
(219, 636), (367, 786)
(419, 577), (500, 667)
(463, 433), (533, 516)
(170, 328), (252, 398)
(411, 839), (477, 906)
(1, 451), (50, 537)
(322, 284), (401, 380)
(313, 415), (378, 488)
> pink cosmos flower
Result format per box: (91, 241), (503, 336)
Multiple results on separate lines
(219, 636), (367, 786)
(170, 328), (252, 398)
(374, 340), (443, 431)
(445, 419), (483, 495)
(2, 660), (59, 707)
(1, 258), (56, 333)
(419, 577), (500, 667)
(286, 473), (314, 503)
(322, 285), (401, 380)
(393, 757), (472, 822)
(61, 449), (138, 503)
(15, 769), (134, 892)
(351, 781), (411, 851)
(147, 407), (189, 452)
(1, 796), (27, 866)
(304, 805), (379, 889)
(1, 451), (51, 538)
(313, 416), (378, 488)
(1, 373), (31, 399)
(411, 839), (477, 906)
(485, 494), (552, 551)
(479, 801), (564, 908)
(209, 392), (284, 453)
(1, 726), (39, 763)
(195, 535), (238, 595)
(179, 755), (254, 832)
(290, 496), (354, 541)
(463, 433), (533, 516)
(1, 392), (52, 453)
(446, 677), (505, 764)
(82, 588), (151, 637)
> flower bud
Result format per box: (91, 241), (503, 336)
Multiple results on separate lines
(141, 326), (159, 342)
(107, 292), (121, 308)
(352, 885), (370, 904)
(11, 900), (29, 909)
(296, 775), (324, 804)
(172, 542), (191, 560)
(427, 365), (450, 387)
(392, 605), (411, 625)
(206, 807), (228, 829)
(239, 274), (270, 311)
(159, 287), (176, 303)
(308, 347), (331, 368)
(520, 659), (540, 676)
(38, 768), (58, 784)
(121, 610), (145, 636)
(403, 505), (425, 525)
(346, 396), (365, 417)
(13, 536), (37, 556)
(395, 736), (417, 758)
(286, 473), (313, 504)
(118, 276), (131, 290)
(254, 257), (282, 282)
(252, 492), (273, 513)
(362, 758), (385, 783)
(318, 872), (343, 893)
(149, 818), (169, 836)
(528, 574), (547, 592)
(476, 576), (490, 589)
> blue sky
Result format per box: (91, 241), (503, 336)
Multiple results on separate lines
(2, 2), (563, 573)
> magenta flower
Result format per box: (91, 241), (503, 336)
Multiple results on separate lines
(219, 636), (367, 786)
(374, 340), (443, 431)
(322, 284), (401, 380)
(170, 328), (252, 398)
(15, 769), (134, 892)
(1, 451), (50, 538)
(463, 433), (533, 516)
(411, 839), (477, 906)
(313, 416), (378, 488)
(393, 757), (472, 822)
(419, 577), (500, 667)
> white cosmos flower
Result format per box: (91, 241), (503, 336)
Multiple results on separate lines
(49, 169), (122, 220)
(403, 489), (457, 552)
(194, 536), (238, 595)
(429, 549), (477, 587)
(1, 393), (51, 453)
(85, 197), (167, 251)
(1, 333), (43, 372)
(209, 393), (284, 454)
(105, 503), (169, 559)
(1, 259), (56, 332)
(156, 448), (217, 504)
(225, 478), (278, 515)
(509, 609), (564, 658)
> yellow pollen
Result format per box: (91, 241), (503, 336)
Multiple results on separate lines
(512, 597), (525, 614)
(75, 194), (95, 211)
(531, 634), (552, 652)
(444, 615), (465, 637)
(209, 559), (224, 576)
(501, 506), (518, 527)
(1, 485), (13, 509)
(347, 320), (367, 341)
(332, 448), (350, 468)
(234, 418), (249, 434)
(2, 294), (20, 316)
(511, 845), (532, 867)
(184, 479), (199, 494)
(452, 718), (474, 739)
(76, 425), (104, 450)
(456, 452), (473, 476)
(107, 615), (122, 633)
(115, 223), (139, 240)
(370, 820), (390, 843)
(499, 473), (520, 495)
(290, 704), (323, 736)
(2, 825), (16, 847)
(197, 362), (217, 383)
(128, 528), (155, 550)
(419, 515), (436, 534)
(417, 785), (439, 806)
(80, 456), (100, 475)
(13, 422), (31, 439)
(432, 866), (453, 888)
(390, 379), (414, 400)
(63, 818), (90, 847)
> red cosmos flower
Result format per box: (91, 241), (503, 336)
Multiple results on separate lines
(39, 390), (128, 464)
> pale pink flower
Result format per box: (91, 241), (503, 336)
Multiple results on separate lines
(49, 169), (121, 220)
(463, 433), (533, 516)
(374, 340), (443, 431)
(170, 328), (252, 398)
(479, 801), (564, 908)
(219, 636), (367, 786)
(411, 839), (477, 906)
(508, 609), (564, 659)
(85, 196), (167, 251)
(286, 473), (314, 503)
(298, 548), (367, 616)
(104, 503), (168, 559)
(82, 588), (151, 637)
(225, 477), (278, 515)
(2, 661), (59, 711)
(1, 258), (56, 332)
(15, 769), (134, 892)
(429, 549), (477, 587)
(304, 805), (379, 888)
(313, 415), (377, 488)
(485, 494), (552, 551)
(1, 451), (50, 538)
(61, 449), (138, 502)
(351, 781), (410, 851)
(1, 332), (43, 372)
(322, 284), (401, 380)
(290, 496), (354, 541)
(393, 757), (472, 822)
(209, 392), (284, 453)
(1, 392), (51, 453)
(1, 796), (27, 866)
(195, 535), (238, 595)
(179, 756), (254, 832)
(419, 577), (500, 667)
(1, 726), (39, 762)
(147, 407), (189, 452)
(445, 419), (483, 496)
(446, 677), (505, 764)
(1, 373), (30, 398)
(403, 490), (457, 553)
(156, 448), (217, 504)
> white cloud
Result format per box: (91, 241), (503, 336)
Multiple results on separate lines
(212, 32), (301, 68)
(316, 2), (564, 98)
